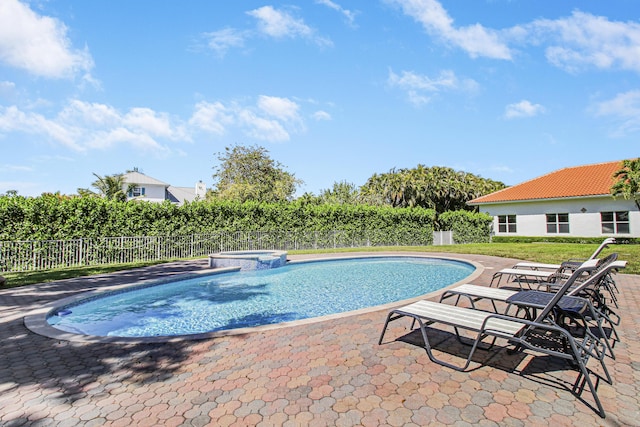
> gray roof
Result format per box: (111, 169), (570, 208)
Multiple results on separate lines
(167, 186), (198, 204)
(122, 171), (169, 187)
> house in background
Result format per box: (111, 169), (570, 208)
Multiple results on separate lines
(122, 171), (207, 206)
(468, 160), (639, 238)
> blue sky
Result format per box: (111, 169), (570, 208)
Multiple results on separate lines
(1, 0), (639, 197)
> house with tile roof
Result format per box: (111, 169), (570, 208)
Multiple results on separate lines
(468, 160), (639, 238)
(122, 171), (207, 206)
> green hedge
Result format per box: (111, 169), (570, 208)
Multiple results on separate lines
(492, 236), (639, 244)
(0, 195), (437, 242)
(437, 211), (493, 243)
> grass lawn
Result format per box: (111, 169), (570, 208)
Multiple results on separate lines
(1, 242), (637, 288)
(1, 260), (176, 288)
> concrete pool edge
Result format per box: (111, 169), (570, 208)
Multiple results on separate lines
(23, 253), (484, 344)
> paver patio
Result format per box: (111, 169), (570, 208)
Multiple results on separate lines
(1, 252), (639, 426)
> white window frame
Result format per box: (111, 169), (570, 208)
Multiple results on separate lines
(129, 187), (146, 198)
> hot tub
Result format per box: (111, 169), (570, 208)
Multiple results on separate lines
(208, 250), (288, 270)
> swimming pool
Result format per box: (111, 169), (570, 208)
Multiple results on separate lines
(44, 256), (476, 339)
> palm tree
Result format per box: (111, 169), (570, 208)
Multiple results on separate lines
(611, 158), (640, 210)
(359, 165), (506, 212)
(78, 173), (136, 201)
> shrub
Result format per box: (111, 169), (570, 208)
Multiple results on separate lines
(0, 196), (437, 245)
(491, 236), (639, 244)
(437, 211), (493, 243)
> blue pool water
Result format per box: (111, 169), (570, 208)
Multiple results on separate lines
(47, 256), (474, 338)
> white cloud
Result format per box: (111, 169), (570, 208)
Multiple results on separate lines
(191, 96), (307, 142)
(123, 108), (189, 141)
(199, 5), (333, 56)
(248, 6), (311, 38)
(58, 100), (188, 148)
(200, 28), (247, 57)
(315, 0), (358, 26)
(388, 69), (478, 106)
(247, 6), (332, 47)
(86, 127), (170, 153)
(258, 95), (300, 121)
(312, 110), (332, 121)
(59, 100), (120, 127)
(189, 101), (235, 135)
(1, 95), (311, 155)
(504, 100), (545, 119)
(386, 0), (512, 60)
(238, 109), (290, 142)
(0, 0), (94, 79)
(0, 105), (83, 150)
(386, 0), (640, 74)
(525, 11), (640, 73)
(592, 90), (640, 136)
(0, 101), (187, 154)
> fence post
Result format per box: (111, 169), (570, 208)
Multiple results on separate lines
(32, 241), (37, 271)
(4, 228), (452, 273)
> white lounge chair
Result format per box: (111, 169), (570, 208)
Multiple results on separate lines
(379, 261), (611, 418)
(440, 257), (625, 358)
(489, 265), (569, 289)
(445, 258), (624, 307)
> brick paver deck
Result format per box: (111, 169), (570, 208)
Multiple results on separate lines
(1, 253), (638, 426)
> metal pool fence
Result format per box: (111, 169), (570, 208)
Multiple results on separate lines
(0, 229), (436, 273)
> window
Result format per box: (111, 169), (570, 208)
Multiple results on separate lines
(601, 211), (630, 234)
(128, 187), (146, 197)
(546, 213), (570, 234)
(498, 215), (517, 233)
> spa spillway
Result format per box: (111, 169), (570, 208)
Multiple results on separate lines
(208, 250), (288, 270)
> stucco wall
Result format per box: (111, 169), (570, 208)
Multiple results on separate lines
(478, 197), (639, 237)
(127, 184), (167, 203)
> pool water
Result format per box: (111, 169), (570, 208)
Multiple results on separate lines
(47, 256), (474, 338)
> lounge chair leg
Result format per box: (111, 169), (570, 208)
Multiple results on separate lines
(379, 310), (480, 372)
(573, 363), (605, 418)
(415, 317), (479, 371)
(378, 312), (395, 345)
(564, 336), (607, 418)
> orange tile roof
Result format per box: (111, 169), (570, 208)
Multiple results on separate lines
(469, 160), (624, 204)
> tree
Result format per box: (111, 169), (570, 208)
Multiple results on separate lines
(359, 165), (505, 213)
(317, 181), (360, 205)
(78, 173), (135, 202)
(211, 144), (303, 203)
(611, 158), (640, 210)
(1, 190), (18, 197)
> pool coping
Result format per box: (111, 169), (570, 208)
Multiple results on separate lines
(23, 253), (484, 344)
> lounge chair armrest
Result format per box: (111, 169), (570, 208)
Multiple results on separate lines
(479, 312), (566, 336)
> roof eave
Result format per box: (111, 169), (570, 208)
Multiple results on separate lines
(468, 193), (614, 206)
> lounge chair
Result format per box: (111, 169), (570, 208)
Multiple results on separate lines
(490, 248), (619, 290)
(512, 237), (616, 271)
(445, 256), (624, 308)
(378, 261), (611, 418)
(440, 256), (625, 358)
(489, 264), (571, 289)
